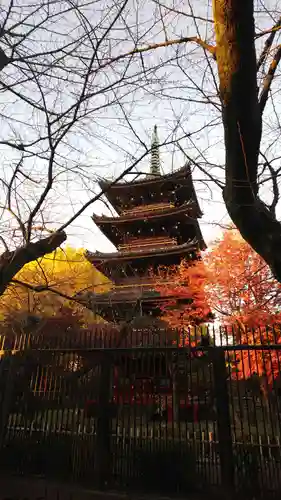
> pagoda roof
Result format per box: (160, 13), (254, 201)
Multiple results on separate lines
(100, 164), (191, 190)
(85, 238), (200, 267)
(99, 164), (202, 215)
(92, 201), (205, 248)
(93, 201), (199, 225)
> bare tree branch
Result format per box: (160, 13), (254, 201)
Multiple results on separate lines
(257, 17), (281, 71)
(11, 278), (84, 305)
(259, 44), (281, 114)
(0, 48), (10, 71)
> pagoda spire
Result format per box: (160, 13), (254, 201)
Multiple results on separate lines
(150, 125), (160, 176)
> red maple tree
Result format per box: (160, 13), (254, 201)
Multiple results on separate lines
(156, 228), (281, 389)
(154, 259), (212, 349)
(155, 260), (211, 330)
(202, 229), (281, 329)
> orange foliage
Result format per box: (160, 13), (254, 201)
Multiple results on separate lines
(158, 229), (281, 328)
(202, 229), (281, 328)
(156, 228), (281, 386)
(231, 327), (281, 388)
(154, 260), (212, 329)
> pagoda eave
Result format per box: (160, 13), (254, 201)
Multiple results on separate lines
(93, 201), (201, 225)
(93, 218), (205, 250)
(86, 239), (199, 266)
(78, 286), (199, 323)
(99, 164), (203, 215)
(99, 164), (191, 191)
(81, 288), (182, 306)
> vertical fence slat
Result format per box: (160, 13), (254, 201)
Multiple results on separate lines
(96, 352), (112, 489)
(0, 352), (16, 449)
(212, 347), (234, 491)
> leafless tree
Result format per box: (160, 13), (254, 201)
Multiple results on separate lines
(212, 1), (281, 282)
(139, 0), (281, 282)
(2, 0), (281, 299)
(0, 0), (198, 296)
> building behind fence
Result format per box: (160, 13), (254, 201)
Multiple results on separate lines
(1, 326), (281, 498)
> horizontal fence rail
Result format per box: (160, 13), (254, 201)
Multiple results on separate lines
(1, 325), (281, 498)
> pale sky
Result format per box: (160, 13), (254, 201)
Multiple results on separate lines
(66, 142), (228, 254)
(62, 1), (281, 254)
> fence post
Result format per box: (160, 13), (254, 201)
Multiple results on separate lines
(212, 347), (234, 492)
(0, 351), (16, 449)
(96, 353), (112, 489)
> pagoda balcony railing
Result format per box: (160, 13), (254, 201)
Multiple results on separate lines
(121, 202), (174, 216)
(118, 236), (178, 253)
(114, 276), (158, 287)
(94, 200), (196, 223)
(109, 276), (174, 290)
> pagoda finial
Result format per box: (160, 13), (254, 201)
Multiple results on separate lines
(150, 125), (160, 176)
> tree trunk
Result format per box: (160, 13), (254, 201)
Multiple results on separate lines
(0, 231), (66, 296)
(213, 0), (281, 283)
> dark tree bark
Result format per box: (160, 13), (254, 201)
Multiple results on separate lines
(213, 0), (281, 282)
(0, 48), (10, 71)
(0, 231), (66, 296)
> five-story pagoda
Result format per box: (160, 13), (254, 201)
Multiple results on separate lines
(85, 126), (206, 324)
